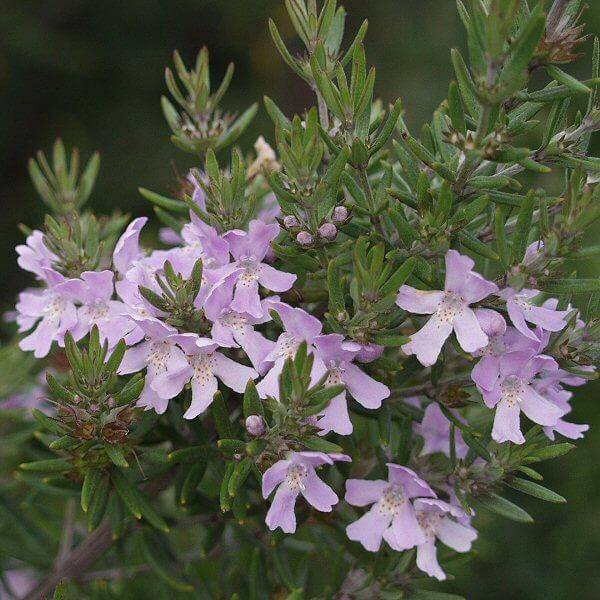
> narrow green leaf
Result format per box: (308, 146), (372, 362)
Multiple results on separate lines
(508, 477), (566, 503)
(474, 493), (533, 523)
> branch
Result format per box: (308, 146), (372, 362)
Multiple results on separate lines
(21, 521), (114, 600)
(21, 471), (175, 600)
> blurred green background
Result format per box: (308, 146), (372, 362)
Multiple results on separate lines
(1, 2), (599, 598)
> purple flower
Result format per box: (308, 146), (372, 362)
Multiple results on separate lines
(150, 334), (258, 419)
(498, 287), (569, 342)
(219, 220), (296, 318)
(481, 351), (564, 444)
(70, 271), (138, 348)
(113, 217), (148, 276)
(397, 250), (499, 367)
(414, 403), (468, 459)
(262, 451), (350, 533)
(118, 319), (188, 414)
(256, 301), (323, 399)
(257, 192), (282, 226)
(175, 211), (230, 268)
(412, 498), (477, 581)
(16, 230), (57, 279)
(17, 269), (80, 358)
(470, 314), (539, 393)
(523, 240), (545, 267)
(354, 342), (384, 364)
(345, 464), (435, 552)
(1, 570), (36, 598)
(203, 270), (276, 370)
(1, 371), (48, 412)
(312, 334), (390, 435)
(534, 370), (589, 441)
(188, 170), (207, 211)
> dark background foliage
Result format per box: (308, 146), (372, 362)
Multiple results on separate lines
(1, 2), (598, 598)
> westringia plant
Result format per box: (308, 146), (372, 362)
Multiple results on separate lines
(2, 1), (600, 598)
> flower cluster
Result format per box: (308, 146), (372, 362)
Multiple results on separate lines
(398, 247), (590, 445)
(5, 1), (600, 596)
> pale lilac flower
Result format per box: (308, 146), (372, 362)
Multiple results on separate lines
(498, 287), (569, 341)
(1, 570), (36, 598)
(256, 302), (323, 399)
(114, 278), (162, 336)
(16, 230), (57, 279)
(414, 403), (468, 459)
(354, 342), (384, 364)
(397, 250), (499, 367)
(70, 271), (138, 348)
(219, 220), (296, 318)
(174, 211), (230, 268)
(150, 334), (258, 419)
(413, 498), (477, 581)
(523, 240), (545, 267)
(188, 169), (207, 211)
(17, 269), (80, 358)
(534, 371), (589, 441)
(1, 371), (48, 412)
(470, 314), (540, 393)
(114, 217), (197, 292)
(345, 464), (435, 552)
(159, 227), (183, 246)
(312, 334), (390, 435)
(203, 270), (275, 370)
(113, 217), (148, 276)
(482, 351), (564, 444)
(118, 319), (188, 414)
(262, 451), (350, 533)
(257, 192), (282, 225)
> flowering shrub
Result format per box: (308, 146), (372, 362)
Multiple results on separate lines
(2, 1), (600, 598)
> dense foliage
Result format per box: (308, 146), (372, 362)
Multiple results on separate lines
(1, 1), (600, 598)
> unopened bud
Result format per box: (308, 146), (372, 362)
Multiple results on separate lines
(296, 231), (314, 246)
(318, 223), (338, 241)
(283, 215), (300, 229)
(332, 206), (348, 223)
(245, 415), (266, 437)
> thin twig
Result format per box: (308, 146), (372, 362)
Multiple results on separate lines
(55, 499), (76, 567)
(21, 471), (175, 600)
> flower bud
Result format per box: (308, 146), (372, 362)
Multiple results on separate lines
(245, 415), (266, 437)
(283, 215), (300, 229)
(296, 231), (314, 246)
(318, 223), (338, 241)
(332, 206), (348, 223)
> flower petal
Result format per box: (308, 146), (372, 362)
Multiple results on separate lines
(262, 460), (291, 498)
(265, 485), (299, 534)
(453, 308), (488, 353)
(343, 363), (390, 409)
(492, 398), (525, 444)
(386, 502), (426, 550)
(184, 373), (219, 419)
(416, 539), (446, 581)
(345, 479), (388, 507)
(301, 469), (338, 512)
(435, 517), (477, 552)
(346, 508), (391, 552)
(519, 385), (563, 427)
(402, 314), (453, 367)
(396, 286), (444, 314)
